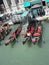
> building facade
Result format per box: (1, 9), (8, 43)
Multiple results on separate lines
(0, 0), (49, 14)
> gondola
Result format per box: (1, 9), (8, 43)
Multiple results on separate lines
(31, 22), (43, 44)
(5, 27), (21, 46)
(3, 23), (11, 35)
(0, 23), (11, 40)
(22, 19), (43, 45)
(22, 25), (35, 44)
(0, 28), (5, 40)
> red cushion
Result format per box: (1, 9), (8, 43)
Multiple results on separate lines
(11, 33), (15, 38)
(32, 38), (36, 43)
(31, 26), (34, 30)
(37, 29), (41, 33)
(33, 33), (40, 37)
(16, 28), (21, 34)
(30, 26), (34, 33)
(0, 29), (2, 32)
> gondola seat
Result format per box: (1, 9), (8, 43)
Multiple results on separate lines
(30, 26), (34, 33)
(10, 33), (15, 38)
(33, 32), (40, 37)
(5, 27), (22, 46)
(32, 37), (39, 43)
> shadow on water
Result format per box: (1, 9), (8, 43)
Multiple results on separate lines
(37, 35), (43, 48)
(0, 42), (2, 46)
(26, 37), (43, 48)
(10, 34), (21, 48)
(26, 39), (33, 47)
(37, 22), (46, 48)
(10, 38), (18, 48)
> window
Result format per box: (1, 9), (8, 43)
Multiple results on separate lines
(0, 0), (6, 13)
(7, 0), (11, 8)
(15, 0), (19, 4)
(42, 1), (46, 6)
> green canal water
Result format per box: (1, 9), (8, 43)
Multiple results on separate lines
(0, 21), (49, 65)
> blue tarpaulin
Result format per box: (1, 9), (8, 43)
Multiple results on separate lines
(24, 0), (41, 8)
(46, 0), (49, 2)
(24, 1), (31, 8)
(21, 11), (29, 17)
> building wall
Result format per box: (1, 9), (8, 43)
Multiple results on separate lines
(0, 0), (48, 14)
(0, 0), (6, 14)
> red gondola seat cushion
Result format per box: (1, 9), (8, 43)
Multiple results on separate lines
(32, 38), (36, 43)
(0, 29), (2, 32)
(33, 32), (40, 37)
(11, 33), (15, 38)
(30, 26), (34, 33)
